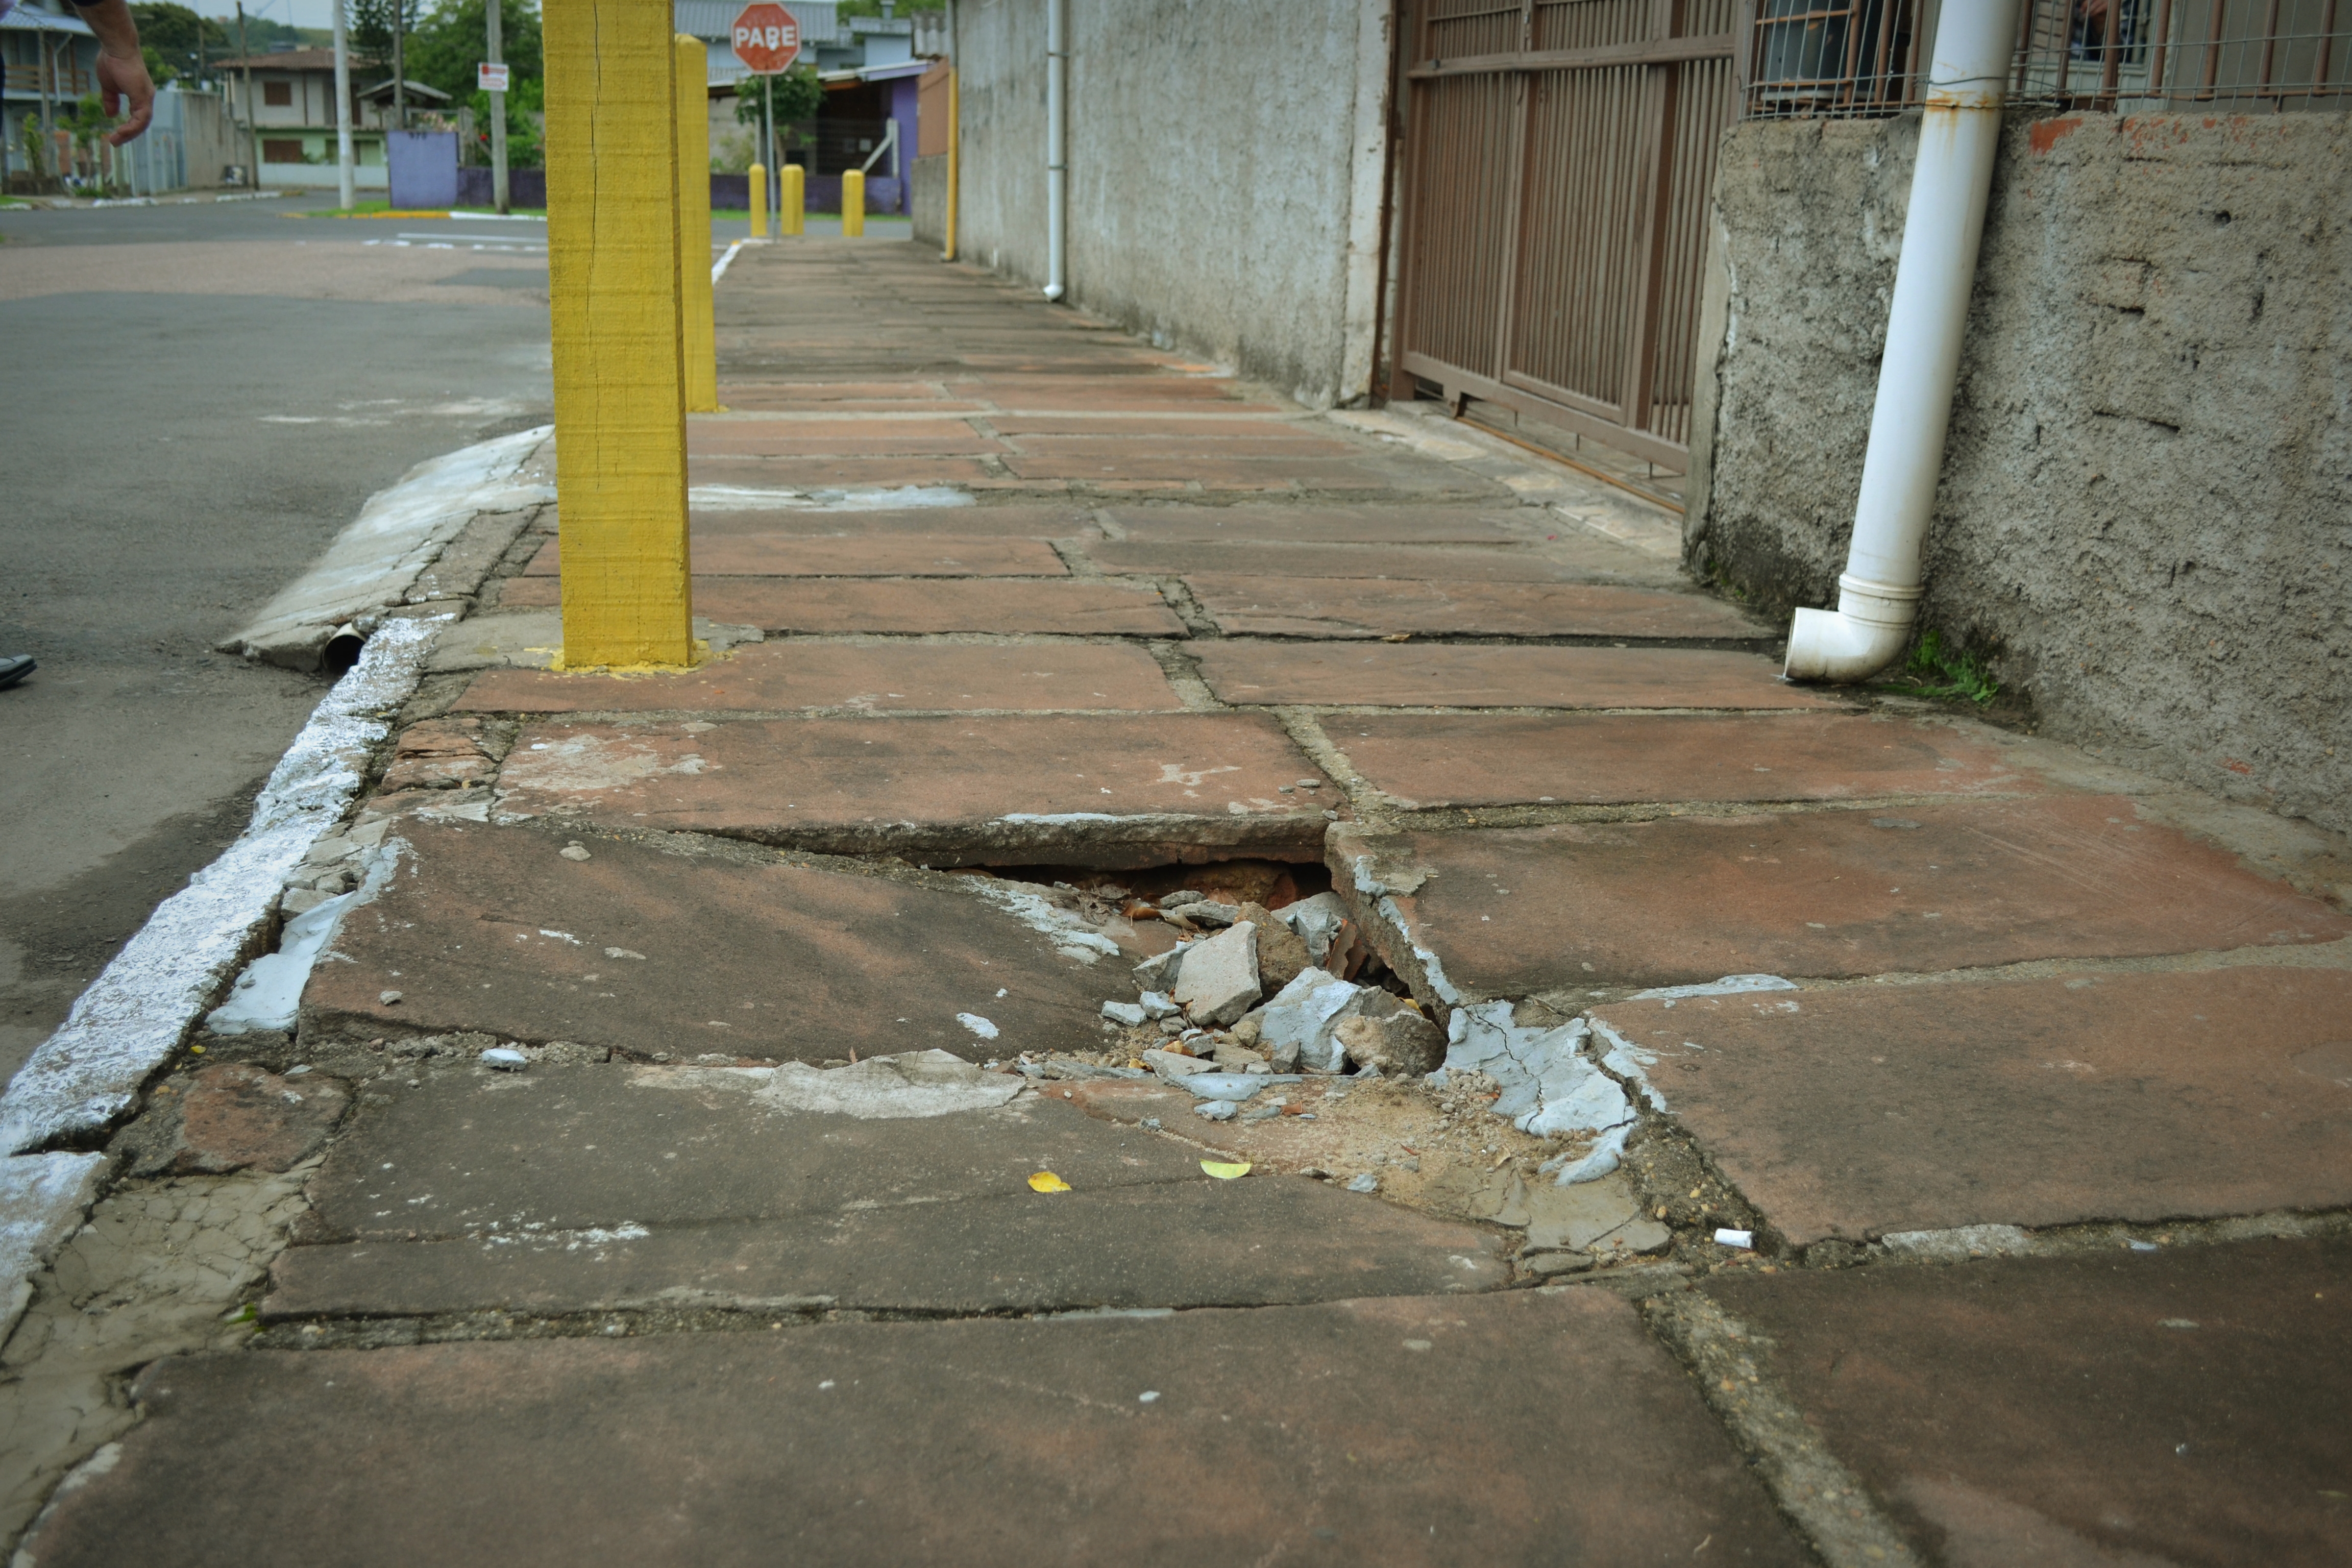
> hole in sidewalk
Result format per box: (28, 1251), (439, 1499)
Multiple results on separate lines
(976, 858), (1331, 911)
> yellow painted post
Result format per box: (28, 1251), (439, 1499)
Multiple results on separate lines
(842, 167), (865, 237)
(544, 0), (692, 670)
(783, 162), (804, 235)
(943, 68), (959, 261)
(749, 161), (768, 238)
(675, 34), (719, 414)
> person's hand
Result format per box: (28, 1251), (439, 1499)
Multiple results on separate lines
(95, 47), (156, 145)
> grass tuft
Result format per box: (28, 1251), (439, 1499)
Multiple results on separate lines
(1878, 629), (2001, 705)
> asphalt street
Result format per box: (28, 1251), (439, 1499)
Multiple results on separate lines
(0, 192), (557, 1088)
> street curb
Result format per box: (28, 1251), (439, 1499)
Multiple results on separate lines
(0, 616), (446, 1161)
(0, 422), (555, 1328)
(219, 425), (553, 671)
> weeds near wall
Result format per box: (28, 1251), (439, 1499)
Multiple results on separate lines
(1878, 630), (2001, 705)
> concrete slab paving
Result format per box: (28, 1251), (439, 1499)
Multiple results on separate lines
(1185, 574), (1771, 640)
(300, 822), (1114, 1061)
(1198, 642), (1840, 710)
(688, 455), (999, 489)
(523, 535), (1069, 578)
(1338, 797), (2351, 995)
(27, 1290), (1811, 1567)
(1710, 1237), (2352, 1567)
(1089, 540), (1668, 582)
(1332, 712), (2043, 807)
(1102, 504), (1527, 544)
(267, 1177), (1511, 1318)
(1592, 966), (2352, 1243)
(453, 640), (1182, 715)
(499, 577), (1187, 636)
(683, 504), (1097, 537)
(489, 714), (1329, 864)
(297, 1065), (1199, 1240)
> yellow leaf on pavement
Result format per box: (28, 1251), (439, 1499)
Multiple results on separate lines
(1028, 1171), (1072, 1193)
(1200, 1160), (1252, 1180)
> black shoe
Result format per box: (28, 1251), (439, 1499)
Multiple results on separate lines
(0, 656), (35, 691)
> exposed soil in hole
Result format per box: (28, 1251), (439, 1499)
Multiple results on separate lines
(979, 859), (1333, 913)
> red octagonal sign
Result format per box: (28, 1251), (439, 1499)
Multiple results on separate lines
(731, 3), (801, 75)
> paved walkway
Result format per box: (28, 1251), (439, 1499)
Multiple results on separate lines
(10, 240), (2351, 1566)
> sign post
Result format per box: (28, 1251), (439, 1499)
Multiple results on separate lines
(731, 5), (801, 234)
(480, 3), (509, 215)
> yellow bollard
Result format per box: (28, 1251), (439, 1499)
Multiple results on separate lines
(943, 68), (958, 262)
(783, 162), (804, 236)
(675, 35), (719, 414)
(544, 0), (692, 670)
(842, 167), (865, 237)
(749, 161), (767, 238)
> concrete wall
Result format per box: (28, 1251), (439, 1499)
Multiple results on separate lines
(951, 0), (1391, 406)
(1692, 111), (2352, 835)
(911, 152), (946, 248)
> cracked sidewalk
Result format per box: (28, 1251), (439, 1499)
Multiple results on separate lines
(7, 239), (2351, 1567)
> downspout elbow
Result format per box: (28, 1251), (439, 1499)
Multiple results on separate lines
(1783, 574), (1919, 683)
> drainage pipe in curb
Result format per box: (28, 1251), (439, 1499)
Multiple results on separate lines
(1783, 0), (2022, 683)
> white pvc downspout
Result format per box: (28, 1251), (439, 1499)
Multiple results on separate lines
(1043, 0), (1067, 301)
(1784, 0), (2022, 682)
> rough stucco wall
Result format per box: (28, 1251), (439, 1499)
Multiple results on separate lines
(911, 152), (946, 248)
(1696, 111), (2352, 834)
(953, 0), (1381, 406)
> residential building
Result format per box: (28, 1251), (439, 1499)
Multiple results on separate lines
(1, 0), (97, 188)
(207, 48), (450, 188)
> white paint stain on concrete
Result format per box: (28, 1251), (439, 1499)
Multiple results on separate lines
(0, 1152), (108, 1344)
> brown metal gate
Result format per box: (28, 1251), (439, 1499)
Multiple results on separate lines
(1391, 0), (1745, 471)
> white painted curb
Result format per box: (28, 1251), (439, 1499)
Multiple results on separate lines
(0, 615), (447, 1158)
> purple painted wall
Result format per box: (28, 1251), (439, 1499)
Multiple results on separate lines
(454, 166), (547, 209)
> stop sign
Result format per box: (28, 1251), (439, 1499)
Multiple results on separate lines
(731, 3), (801, 75)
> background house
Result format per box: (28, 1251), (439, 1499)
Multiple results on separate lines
(675, 0), (925, 213)
(2, 0), (101, 190)
(206, 48), (455, 189)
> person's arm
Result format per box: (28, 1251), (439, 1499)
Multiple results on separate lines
(70, 0), (155, 144)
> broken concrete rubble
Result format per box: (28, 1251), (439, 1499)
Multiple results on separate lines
(1172, 921), (1261, 1025)
(1335, 1010), (1445, 1077)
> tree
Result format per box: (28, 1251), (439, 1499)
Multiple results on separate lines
(733, 63), (824, 137)
(129, 5), (227, 60)
(350, 0), (421, 75)
(406, 0), (543, 104)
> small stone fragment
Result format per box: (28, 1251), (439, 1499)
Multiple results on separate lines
(1184, 902), (1240, 929)
(1335, 1009), (1446, 1076)
(378, 990), (404, 1006)
(1133, 945), (1188, 992)
(1141, 1048), (1214, 1080)
(1521, 1250), (1597, 1278)
(1101, 1000), (1148, 1027)
(1238, 902), (1312, 990)
(559, 843), (592, 862)
(1194, 1099), (1239, 1122)
(1137, 991), (1180, 1020)
(1277, 892), (1349, 963)
(1172, 921), (1261, 1026)
(1345, 1173), (1380, 1194)
(481, 1047), (529, 1071)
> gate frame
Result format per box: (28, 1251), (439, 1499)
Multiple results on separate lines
(1381, 0), (1756, 473)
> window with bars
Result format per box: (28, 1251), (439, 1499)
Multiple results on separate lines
(1743, 0), (2350, 116)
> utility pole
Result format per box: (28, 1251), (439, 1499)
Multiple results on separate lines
(391, 0), (407, 132)
(762, 74), (775, 220)
(486, 0), (508, 213)
(333, 0), (355, 209)
(234, 3), (259, 187)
